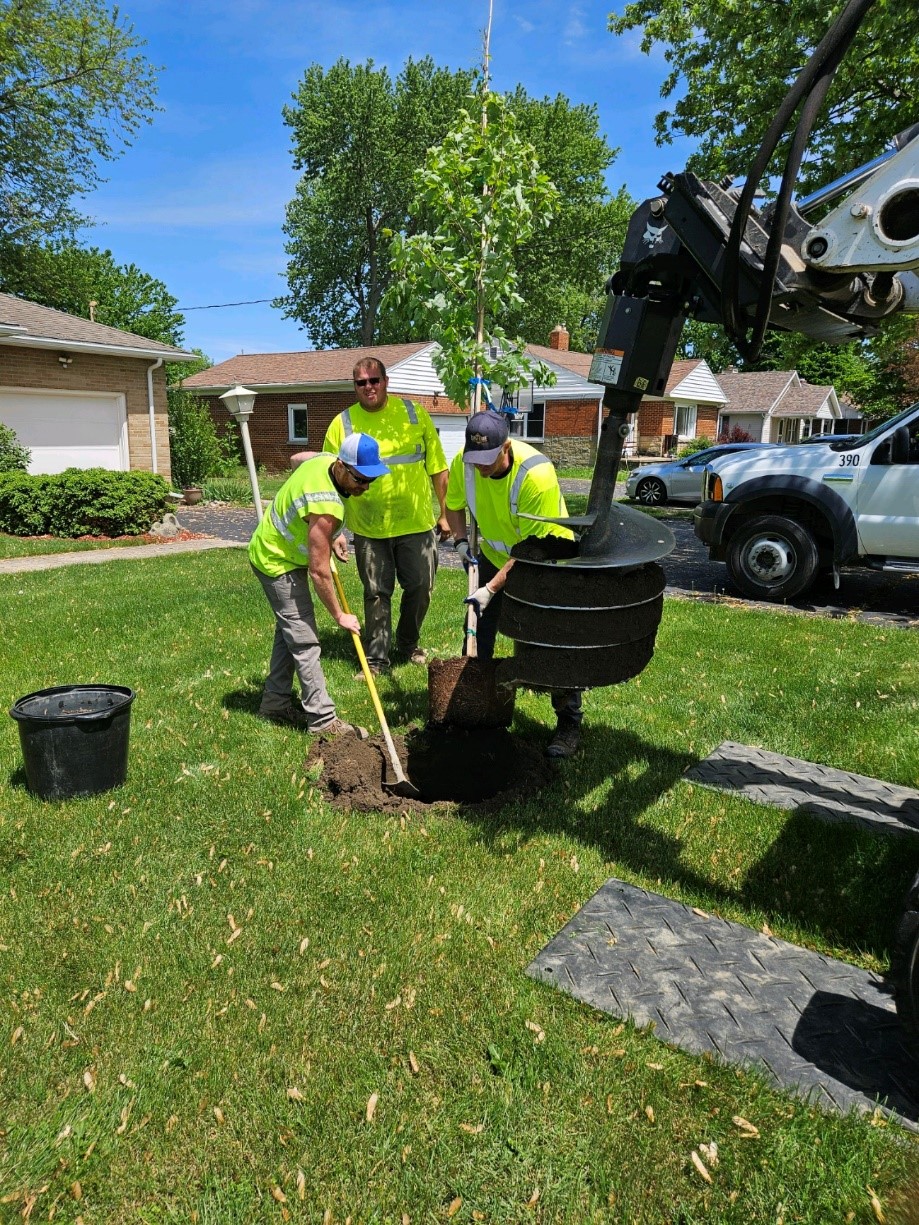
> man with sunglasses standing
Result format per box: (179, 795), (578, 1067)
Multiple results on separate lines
(323, 357), (449, 677)
(249, 433), (391, 734)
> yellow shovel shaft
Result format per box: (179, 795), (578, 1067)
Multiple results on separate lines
(329, 559), (407, 785)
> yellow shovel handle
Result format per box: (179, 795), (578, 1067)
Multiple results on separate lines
(329, 558), (406, 784)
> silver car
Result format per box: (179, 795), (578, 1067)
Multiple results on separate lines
(625, 443), (778, 506)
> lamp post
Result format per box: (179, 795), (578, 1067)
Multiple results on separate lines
(219, 384), (263, 523)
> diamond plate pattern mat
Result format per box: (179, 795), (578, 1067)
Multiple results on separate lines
(527, 879), (919, 1128)
(685, 741), (919, 837)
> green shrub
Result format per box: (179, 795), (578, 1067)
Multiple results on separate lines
(0, 472), (54, 534)
(677, 435), (713, 457)
(0, 469), (171, 537)
(0, 422), (31, 473)
(168, 391), (235, 488)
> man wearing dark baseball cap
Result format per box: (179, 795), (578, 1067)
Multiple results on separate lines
(445, 410), (584, 758)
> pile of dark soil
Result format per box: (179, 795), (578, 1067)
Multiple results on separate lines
(305, 725), (554, 813)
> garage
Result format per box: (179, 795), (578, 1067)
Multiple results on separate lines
(0, 389), (128, 474)
(431, 414), (468, 467)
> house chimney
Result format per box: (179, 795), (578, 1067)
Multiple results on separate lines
(549, 324), (569, 351)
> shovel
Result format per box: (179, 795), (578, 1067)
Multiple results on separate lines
(330, 559), (421, 800)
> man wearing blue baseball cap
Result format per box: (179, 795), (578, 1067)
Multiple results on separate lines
(248, 433), (390, 735)
(445, 410), (584, 758)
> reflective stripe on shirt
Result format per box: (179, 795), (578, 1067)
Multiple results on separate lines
(464, 452), (552, 556)
(341, 400), (423, 463)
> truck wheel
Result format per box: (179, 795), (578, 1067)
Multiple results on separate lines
(636, 477), (667, 506)
(726, 514), (819, 601)
(891, 868), (919, 1044)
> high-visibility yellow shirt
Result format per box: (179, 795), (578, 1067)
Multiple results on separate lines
(248, 453), (344, 578)
(445, 441), (572, 569)
(323, 395), (447, 538)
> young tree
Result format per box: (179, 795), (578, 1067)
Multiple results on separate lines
(0, 240), (184, 347)
(386, 68), (558, 409)
(608, 0), (919, 192)
(0, 0), (159, 242)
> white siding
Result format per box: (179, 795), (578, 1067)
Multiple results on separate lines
(670, 360), (727, 405)
(388, 344), (445, 397)
(431, 415), (467, 466)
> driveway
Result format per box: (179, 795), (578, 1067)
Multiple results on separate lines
(176, 500), (919, 630)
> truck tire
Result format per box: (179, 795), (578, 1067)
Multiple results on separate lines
(636, 477), (667, 506)
(726, 514), (819, 601)
(891, 868), (919, 1044)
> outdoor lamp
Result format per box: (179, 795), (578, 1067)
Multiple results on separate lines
(219, 384), (263, 522)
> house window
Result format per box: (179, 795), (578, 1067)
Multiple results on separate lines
(524, 401), (545, 440)
(288, 404), (309, 443)
(674, 403), (697, 438)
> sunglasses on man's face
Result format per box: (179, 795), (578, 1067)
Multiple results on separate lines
(354, 376), (382, 388)
(344, 465), (374, 487)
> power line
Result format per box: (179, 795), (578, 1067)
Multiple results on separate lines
(176, 297), (276, 311)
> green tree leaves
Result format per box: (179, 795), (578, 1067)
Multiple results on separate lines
(0, 0), (159, 242)
(387, 92), (558, 408)
(608, 0), (919, 191)
(277, 58), (632, 351)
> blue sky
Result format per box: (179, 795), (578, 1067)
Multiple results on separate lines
(79, 0), (697, 363)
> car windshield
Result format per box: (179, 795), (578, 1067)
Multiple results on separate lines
(834, 401), (919, 449)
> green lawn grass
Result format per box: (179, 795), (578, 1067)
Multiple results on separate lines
(1, 552), (917, 1222)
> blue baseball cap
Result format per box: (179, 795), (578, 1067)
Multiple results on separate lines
(337, 432), (391, 479)
(463, 410), (509, 465)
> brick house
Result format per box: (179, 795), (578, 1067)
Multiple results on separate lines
(182, 326), (612, 470)
(0, 293), (199, 482)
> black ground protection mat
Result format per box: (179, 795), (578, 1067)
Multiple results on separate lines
(684, 742), (919, 838)
(527, 879), (919, 1128)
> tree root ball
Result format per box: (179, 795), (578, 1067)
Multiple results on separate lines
(305, 725), (554, 812)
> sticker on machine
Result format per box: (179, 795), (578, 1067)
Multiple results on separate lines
(590, 349), (624, 384)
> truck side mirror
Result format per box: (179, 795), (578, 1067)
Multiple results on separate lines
(891, 426), (910, 464)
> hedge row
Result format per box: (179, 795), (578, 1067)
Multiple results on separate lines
(0, 469), (172, 538)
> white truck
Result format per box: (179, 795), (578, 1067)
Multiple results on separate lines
(693, 405), (919, 602)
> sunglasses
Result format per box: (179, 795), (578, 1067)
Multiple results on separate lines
(344, 464), (374, 487)
(354, 376), (382, 388)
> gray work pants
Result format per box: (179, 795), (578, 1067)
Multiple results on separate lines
(352, 530), (438, 669)
(252, 564), (337, 728)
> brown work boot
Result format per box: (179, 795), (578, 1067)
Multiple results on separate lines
(406, 647), (427, 665)
(354, 664), (387, 682)
(258, 701), (311, 729)
(545, 720), (581, 759)
(312, 717), (369, 741)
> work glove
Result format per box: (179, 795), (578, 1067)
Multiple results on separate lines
(453, 538), (479, 573)
(464, 584), (495, 617)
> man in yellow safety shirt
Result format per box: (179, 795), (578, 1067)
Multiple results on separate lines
(445, 410), (584, 758)
(323, 356), (449, 676)
(248, 433), (390, 735)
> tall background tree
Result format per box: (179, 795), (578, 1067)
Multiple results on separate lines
(278, 57), (632, 351)
(610, 0), (919, 418)
(608, 0), (919, 192)
(0, 0), (159, 244)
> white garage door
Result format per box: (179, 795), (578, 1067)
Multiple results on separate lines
(0, 389), (127, 474)
(432, 414), (468, 467)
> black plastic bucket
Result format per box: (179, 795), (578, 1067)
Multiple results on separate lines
(9, 685), (136, 801)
